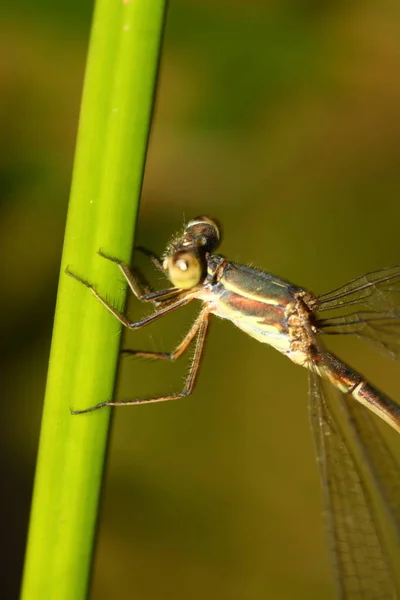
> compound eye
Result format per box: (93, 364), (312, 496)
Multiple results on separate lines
(185, 216), (220, 253)
(165, 251), (203, 289)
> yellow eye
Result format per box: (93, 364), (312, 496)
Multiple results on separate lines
(165, 251), (203, 289)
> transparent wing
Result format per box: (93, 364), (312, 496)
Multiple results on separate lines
(317, 314), (400, 361)
(308, 368), (399, 598)
(338, 394), (400, 542)
(315, 266), (400, 311)
(314, 266), (400, 360)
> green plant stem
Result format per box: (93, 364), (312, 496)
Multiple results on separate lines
(20, 1), (168, 599)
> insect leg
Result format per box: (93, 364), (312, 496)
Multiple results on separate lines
(71, 308), (210, 414)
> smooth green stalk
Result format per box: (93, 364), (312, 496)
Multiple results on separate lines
(21, 2), (167, 599)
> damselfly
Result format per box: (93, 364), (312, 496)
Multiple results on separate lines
(67, 217), (400, 598)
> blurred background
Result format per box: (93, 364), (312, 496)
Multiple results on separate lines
(2, 1), (400, 598)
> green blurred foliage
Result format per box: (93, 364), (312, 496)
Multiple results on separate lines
(1, 0), (400, 599)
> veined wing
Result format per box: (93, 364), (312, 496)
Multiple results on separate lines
(314, 267), (400, 311)
(308, 367), (399, 598)
(338, 393), (400, 543)
(313, 266), (400, 360)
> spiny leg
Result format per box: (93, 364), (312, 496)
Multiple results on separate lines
(66, 266), (194, 330)
(135, 246), (164, 271)
(97, 249), (178, 306)
(71, 309), (210, 414)
(122, 309), (207, 361)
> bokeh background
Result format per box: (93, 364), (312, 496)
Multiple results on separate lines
(2, 1), (400, 598)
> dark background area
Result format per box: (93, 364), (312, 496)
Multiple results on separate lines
(1, 1), (400, 598)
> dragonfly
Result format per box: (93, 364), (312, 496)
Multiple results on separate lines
(67, 216), (400, 598)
